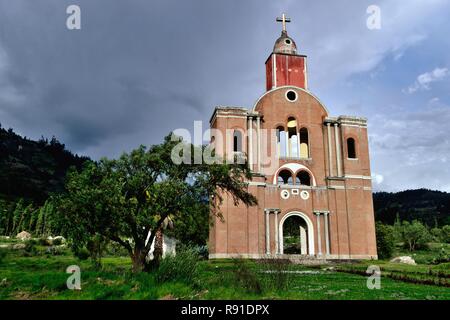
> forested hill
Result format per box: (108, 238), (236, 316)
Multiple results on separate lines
(1, 124), (449, 226)
(373, 189), (450, 226)
(0, 125), (89, 203)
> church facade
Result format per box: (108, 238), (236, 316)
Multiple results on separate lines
(208, 16), (377, 260)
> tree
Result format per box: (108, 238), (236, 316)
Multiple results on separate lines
(375, 222), (395, 259)
(54, 134), (257, 272)
(441, 225), (450, 243)
(400, 220), (431, 252)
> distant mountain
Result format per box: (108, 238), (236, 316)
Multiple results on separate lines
(373, 189), (450, 226)
(0, 124), (89, 203)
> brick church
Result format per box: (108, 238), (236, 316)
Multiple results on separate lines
(208, 15), (377, 260)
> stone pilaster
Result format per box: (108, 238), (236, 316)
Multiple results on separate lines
(315, 211), (322, 256)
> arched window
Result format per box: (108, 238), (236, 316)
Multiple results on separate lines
(276, 126), (287, 157)
(287, 117), (299, 157)
(297, 171), (311, 186)
(233, 130), (242, 152)
(278, 170), (293, 185)
(299, 128), (309, 158)
(347, 138), (357, 159)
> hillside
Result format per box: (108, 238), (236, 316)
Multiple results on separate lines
(0, 124), (89, 203)
(1, 124), (449, 226)
(373, 189), (450, 226)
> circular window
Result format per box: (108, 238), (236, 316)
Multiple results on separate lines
(286, 90), (297, 102)
(300, 190), (310, 200)
(285, 39), (291, 45)
(280, 190), (290, 200)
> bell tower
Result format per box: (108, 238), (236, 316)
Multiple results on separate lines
(265, 14), (308, 91)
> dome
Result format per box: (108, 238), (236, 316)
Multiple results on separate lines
(273, 31), (297, 55)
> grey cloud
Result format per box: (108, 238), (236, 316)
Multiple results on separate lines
(0, 0), (450, 192)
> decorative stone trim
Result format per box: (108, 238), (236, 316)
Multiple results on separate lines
(208, 253), (378, 260)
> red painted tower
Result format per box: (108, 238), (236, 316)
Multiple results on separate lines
(265, 14), (307, 91)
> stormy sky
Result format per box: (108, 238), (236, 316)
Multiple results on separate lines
(0, 0), (449, 192)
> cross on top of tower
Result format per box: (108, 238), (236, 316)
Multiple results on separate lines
(276, 13), (291, 33)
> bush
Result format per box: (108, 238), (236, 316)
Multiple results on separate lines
(0, 249), (7, 264)
(45, 246), (64, 256)
(400, 220), (432, 252)
(52, 238), (63, 246)
(25, 239), (37, 246)
(105, 242), (130, 257)
(38, 238), (51, 246)
(74, 248), (90, 260)
(192, 245), (208, 260)
(431, 248), (450, 265)
(441, 225), (450, 243)
(23, 240), (38, 256)
(155, 247), (199, 284)
(231, 259), (262, 294)
(376, 222), (395, 259)
(259, 258), (292, 291)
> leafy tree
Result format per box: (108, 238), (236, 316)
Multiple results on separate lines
(375, 222), (395, 259)
(54, 134), (257, 272)
(441, 225), (450, 243)
(400, 220), (431, 252)
(165, 199), (209, 246)
(11, 199), (25, 234)
(430, 226), (443, 242)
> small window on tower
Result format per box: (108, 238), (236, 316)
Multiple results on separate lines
(285, 39), (291, 45)
(233, 130), (242, 152)
(276, 126), (287, 158)
(286, 90), (297, 102)
(299, 128), (309, 158)
(347, 138), (357, 159)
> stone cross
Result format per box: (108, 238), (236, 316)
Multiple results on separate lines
(276, 13), (291, 32)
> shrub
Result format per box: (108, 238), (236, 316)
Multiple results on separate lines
(192, 245), (208, 260)
(231, 258), (262, 294)
(400, 220), (432, 252)
(0, 249), (7, 264)
(23, 240), (38, 256)
(45, 246), (64, 256)
(52, 238), (63, 246)
(74, 248), (90, 260)
(430, 227), (443, 242)
(155, 247), (199, 284)
(105, 242), (130, 257)
(375, 222), (395, 259)
(25, 239), (37, 246)
(441, 225), (450, 243)
(431, 248), (450, 265)
(259, 258), (292, 291)
(38, 238), (51, 246)
(85, 235), (109, 268)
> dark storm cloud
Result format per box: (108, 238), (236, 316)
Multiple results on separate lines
(0, 0), (450, 191)
(0, 0), (285, 156)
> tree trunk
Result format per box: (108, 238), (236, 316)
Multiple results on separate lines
(152, 228), (164, 268)
(131, 245), (148, 273)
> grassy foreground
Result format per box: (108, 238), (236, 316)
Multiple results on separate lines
(0, 244), (449, 300)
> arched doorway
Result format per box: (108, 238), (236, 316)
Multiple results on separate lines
(279, 212), (315, 255)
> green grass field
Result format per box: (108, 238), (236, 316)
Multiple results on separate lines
(0, 240), (449, 300)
